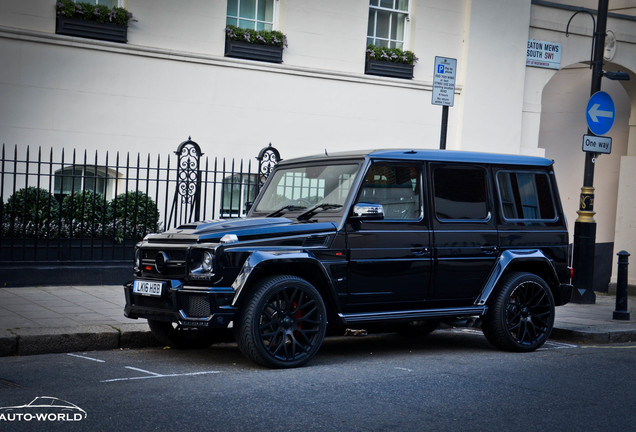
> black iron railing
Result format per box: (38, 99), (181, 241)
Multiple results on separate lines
(0, 141), (279, 263)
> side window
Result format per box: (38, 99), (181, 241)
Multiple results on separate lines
(358, 163), (421, 220)
(433, 165), (489, 221)
(497, 171), (556, 220)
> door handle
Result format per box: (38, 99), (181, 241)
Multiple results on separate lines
(411, 247), (430, 257)
(481, 245), (499, 254)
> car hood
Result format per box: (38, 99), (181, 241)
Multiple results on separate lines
(145, 217), (338, 244)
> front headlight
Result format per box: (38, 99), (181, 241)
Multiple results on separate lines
(201, 251), (214, 272)
(134, 246), (142, 271)
(189, 248), (215, 280)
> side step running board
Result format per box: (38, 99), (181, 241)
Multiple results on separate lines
(339, 306), (487, 324)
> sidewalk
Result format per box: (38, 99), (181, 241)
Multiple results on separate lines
(0, 286), (635, 356)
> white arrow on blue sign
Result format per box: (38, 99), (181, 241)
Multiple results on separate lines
(586, 91), (615, 136)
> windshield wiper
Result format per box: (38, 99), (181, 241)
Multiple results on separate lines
(297, 203), (343, 221)
(266, 205), (307, 217)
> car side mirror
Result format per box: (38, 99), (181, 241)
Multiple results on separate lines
(351, 202), (384, 220)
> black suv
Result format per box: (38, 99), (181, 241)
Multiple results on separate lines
(124, 149), (572, 368)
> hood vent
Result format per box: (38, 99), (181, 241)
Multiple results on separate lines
(303, 236), (329, 247)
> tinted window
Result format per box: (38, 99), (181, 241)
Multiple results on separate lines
(497, 171), (556, 220)
(358, 163), (421, 220)
(433, 166), (488, 220)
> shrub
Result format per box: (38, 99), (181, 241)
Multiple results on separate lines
(61, 191), (108, 224)
(366, 44), (418, 65)
(4, 187), (60, 224)
(56, 0), (132, 26)
(225, 25), (287, 48)
(109, 191), (160, 241)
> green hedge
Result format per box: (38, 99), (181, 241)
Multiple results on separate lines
(2, 188), (160, 241)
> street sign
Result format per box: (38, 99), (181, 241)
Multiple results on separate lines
(526, 39), (562, 70)
(586, 91), (615, 136)
(432, 57), (457, 107)
(582, 134), (612, 154)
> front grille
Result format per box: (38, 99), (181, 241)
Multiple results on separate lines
(178, 293), (212, 318)
(141, 247), (188, 278)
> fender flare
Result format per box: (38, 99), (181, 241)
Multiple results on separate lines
(230, 250), (338, 309)
(474, 249), (560, 306)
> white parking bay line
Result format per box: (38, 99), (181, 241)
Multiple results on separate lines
(540, 341), (578, 350)
(101, 369), (221, 383)
(125, 366), (162, 376)
(67, 353), (106, 363)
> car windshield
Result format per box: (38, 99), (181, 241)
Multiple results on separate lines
(253, 163), (361, 215)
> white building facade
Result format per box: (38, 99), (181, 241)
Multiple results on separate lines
(0, 0), (634, 287)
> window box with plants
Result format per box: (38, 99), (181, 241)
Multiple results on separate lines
(225, 25), (287, 64)
(55, 0), (134, 43)
(365, 45), (418, 79)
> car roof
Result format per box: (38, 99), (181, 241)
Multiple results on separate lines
(279, 149), (554, 167)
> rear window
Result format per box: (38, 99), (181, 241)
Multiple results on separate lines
(497, 171), (556, 220)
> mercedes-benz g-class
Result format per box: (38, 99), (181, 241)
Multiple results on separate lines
(124, 149), (572, 368)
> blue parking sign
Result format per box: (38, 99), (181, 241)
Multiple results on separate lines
(437, 65), (445, 74)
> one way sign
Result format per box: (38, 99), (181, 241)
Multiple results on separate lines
(586, 91), (615, 136)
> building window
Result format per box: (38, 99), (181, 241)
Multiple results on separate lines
(367, 0), (409, 49)
(226, 0), (275, 31)
(54, 166), (118, 200)
(221, 174), (260, 218)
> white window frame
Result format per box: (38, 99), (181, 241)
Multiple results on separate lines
(226, 0), (278, 31)
(367, 0), (411, 49)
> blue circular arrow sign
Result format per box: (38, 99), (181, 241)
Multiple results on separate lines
(586, 91), (615, 136)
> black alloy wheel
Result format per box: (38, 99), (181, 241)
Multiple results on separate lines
(236, 275), (327, 368)
(482, 272), (555, 352)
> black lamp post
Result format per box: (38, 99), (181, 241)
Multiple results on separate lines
(571, 0), (607, 304)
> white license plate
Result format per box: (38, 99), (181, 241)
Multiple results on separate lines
(133, 280), (163, 297)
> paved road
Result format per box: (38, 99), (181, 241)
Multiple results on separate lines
(1, 329), (634, 431)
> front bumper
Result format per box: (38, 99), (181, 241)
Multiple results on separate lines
(123, 280), (238, 328)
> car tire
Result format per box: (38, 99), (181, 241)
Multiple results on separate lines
(482, 272), (555, 352)
(147, 320), (226, 349)
(235, 275), (327, 368)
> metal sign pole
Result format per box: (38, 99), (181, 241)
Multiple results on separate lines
(440, 105), (449, 150)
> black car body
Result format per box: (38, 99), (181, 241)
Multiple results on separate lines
(124, 149), (572, 367)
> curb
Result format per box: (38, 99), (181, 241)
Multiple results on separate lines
(550, 326), (636, 344)
(0, 324), (160, 357)
(2, 324), (635, 357)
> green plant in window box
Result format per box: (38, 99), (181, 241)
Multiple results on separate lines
(224, 25), (287, 63)
(55, 0), (133, 26)
(225, 25), (287, 48)
(365, 45), (418, 79)
(366, 45), (418, 65)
